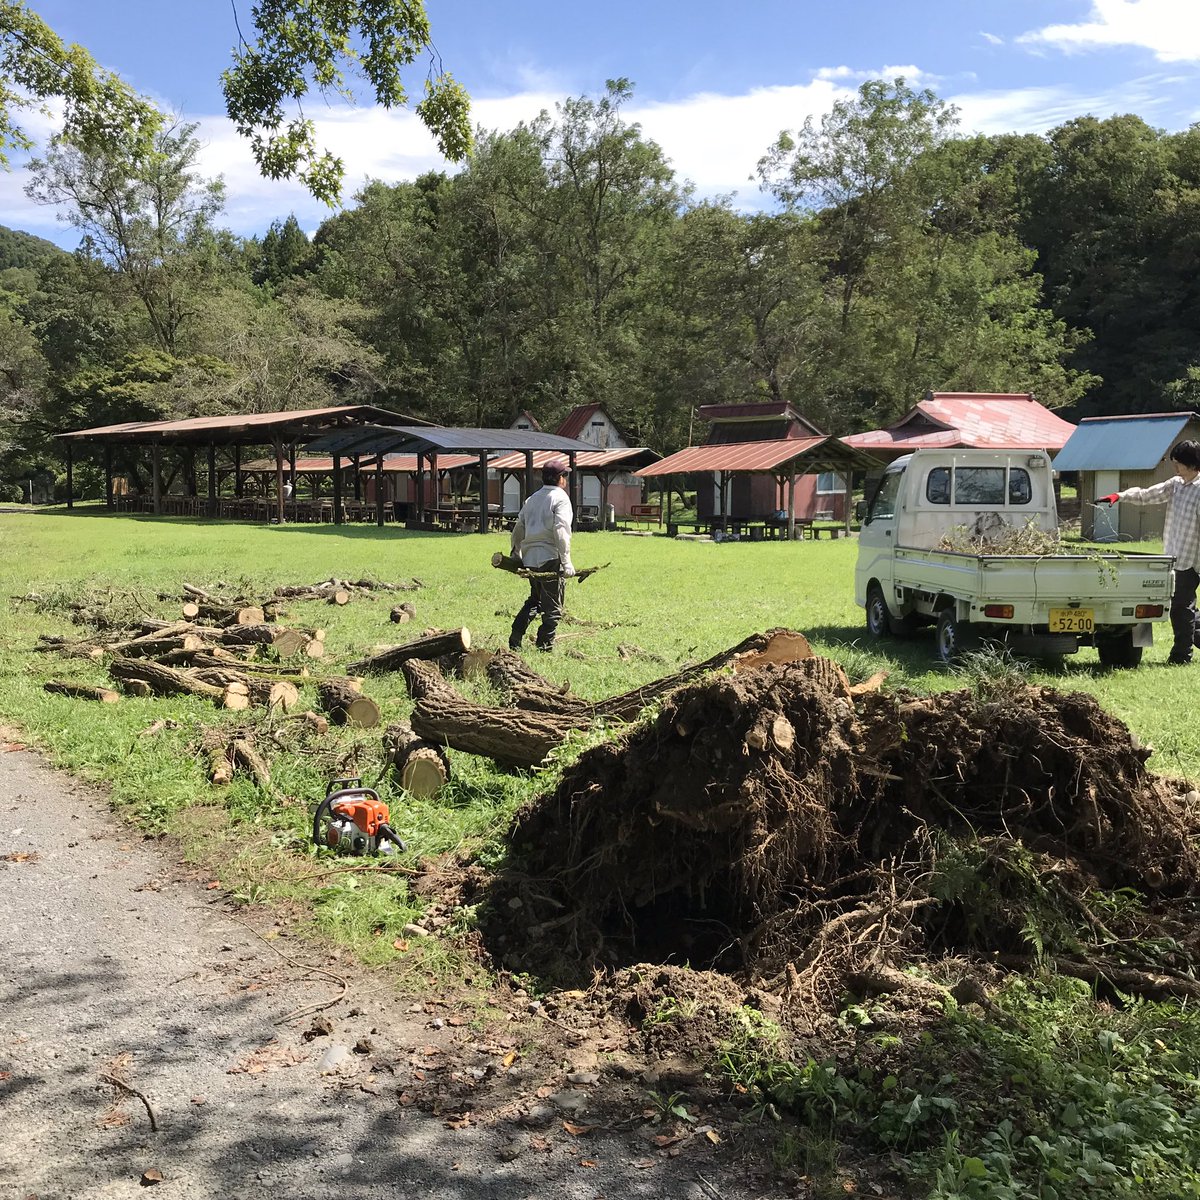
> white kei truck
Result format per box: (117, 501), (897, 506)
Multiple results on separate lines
(854, 448), (1175, 667)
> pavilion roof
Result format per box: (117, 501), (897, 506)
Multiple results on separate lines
(305, 425), (593, 457)
(488, 447), (659, 472)
(636, 437), (877, 477)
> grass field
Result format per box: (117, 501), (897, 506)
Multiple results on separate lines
(5, 508), (1200, 1197)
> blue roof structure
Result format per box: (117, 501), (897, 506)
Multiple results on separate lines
(1052, 413), (1195, 472)
(305, 424), (593, 457)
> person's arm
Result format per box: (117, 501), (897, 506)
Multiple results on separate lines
(552, 492), (575, 575)
(1101, 478), (1178, 506)
(510, 508), (525, 557)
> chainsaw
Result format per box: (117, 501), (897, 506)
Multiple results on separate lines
(312, 777), (406, 856)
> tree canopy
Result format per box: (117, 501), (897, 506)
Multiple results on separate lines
(0, 0), (471, 204)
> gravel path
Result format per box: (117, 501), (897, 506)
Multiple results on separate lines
(0, 742), (773, 1200)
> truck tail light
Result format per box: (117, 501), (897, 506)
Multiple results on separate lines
(1135, 604), (1164, 618)
(983, 604), (1014, 619)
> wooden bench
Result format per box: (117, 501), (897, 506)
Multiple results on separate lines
(625, 503), (662, 528)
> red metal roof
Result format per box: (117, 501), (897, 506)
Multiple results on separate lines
(554, 404), (604, 440)
(636, 438), (874, 476)
(488, 447), (657, 472)
(843, 393), (1075, 454)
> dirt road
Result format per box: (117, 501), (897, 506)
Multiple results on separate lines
(0, 741), (772, 1200)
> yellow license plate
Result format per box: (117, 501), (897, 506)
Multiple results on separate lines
(1049, 608), (1094, 633)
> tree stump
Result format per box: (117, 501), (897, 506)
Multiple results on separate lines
(389, 603), (416, 624)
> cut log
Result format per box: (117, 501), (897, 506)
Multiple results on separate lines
(317, 677), (381, 728)
(281, 710), (330, 735)
(120, 633), (207, 659)
(200, 730), (233, 785)
(402, 660), (588, 770)
(389, 603), (416, 624)
(222, 683), (252, 711)
(327, 589), (351, 606)
(44, 680), (120, 704)
(304, 639), (326, 659)
(217, 624), (277, 648)
(271, 628), (308, 658)
(458, 648), (494, 680)
(181, 601), (201, 619)
(384, 720), (451, 798)
(122, 679), (154, 698)
(109, 658), (225, 702)
(228, 605), (266, 626)
(347, 628), (471, 675)
(228, 736), (274, 792)
(484, 650), (592, 716)
(107, 622), (199, 653)
(189, 669), (301, 712)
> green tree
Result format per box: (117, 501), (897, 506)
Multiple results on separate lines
(26, 121), (226, 355)
(0, 0), (470, 203)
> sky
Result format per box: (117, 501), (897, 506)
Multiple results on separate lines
(3, 0), (1199, 249)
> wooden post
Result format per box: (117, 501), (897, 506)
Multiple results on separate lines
(599, 473), (611, 528)
(273, 436), (284, 525)
(333, 454), (343, 524)
(478, 451), (489, 534)
(568, 452), (579, 527)
(524, 450), (534, 502)
(233, 444), (243, 498)
(66, 441), (74, 509)
(844, 469), (853, 534)
(352, 454), (362, 501)
(288, 444), (297, 522)
(375, 456), (385, 526)
(430, 451), (439, 519)
(787, 471), (797, 541)
(207, 443), (217, 517)
(104, 444), (113, 510)
(151, 444), (162, 515)
(666, 481), (674, 531)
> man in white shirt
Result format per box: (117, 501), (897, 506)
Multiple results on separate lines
(1098, 439), (1200, 664)
(508, 460), (576, 652)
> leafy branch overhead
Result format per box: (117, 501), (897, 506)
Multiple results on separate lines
(220, 0), (472, 205)
(0, 0), (471, 206)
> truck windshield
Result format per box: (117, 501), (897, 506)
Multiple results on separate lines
(868, 469), (903, 520)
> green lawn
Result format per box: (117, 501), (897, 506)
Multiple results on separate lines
(6, 508), (1200, 1196)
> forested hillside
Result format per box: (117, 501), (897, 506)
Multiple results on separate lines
(1, 77), (1198, 496)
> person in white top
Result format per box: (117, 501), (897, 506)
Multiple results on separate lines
(1097, 439), (1200, 664)
(508, 460), (575, 652)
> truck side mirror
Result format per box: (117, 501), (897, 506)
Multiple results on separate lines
(854, 500), (868, 522)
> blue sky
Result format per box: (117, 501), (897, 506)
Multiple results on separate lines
(4, 0), (1199, 248)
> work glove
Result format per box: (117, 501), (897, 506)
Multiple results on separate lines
(562, 563), (577, 577)
(1097, 493), (1120, 505)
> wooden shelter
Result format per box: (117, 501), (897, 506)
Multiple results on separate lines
(56, 405), (428, 526)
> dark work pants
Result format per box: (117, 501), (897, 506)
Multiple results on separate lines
(510, 558), (565, 649)
(1169, 567), (1200, 662)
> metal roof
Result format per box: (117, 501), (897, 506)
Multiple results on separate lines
(305, 426), (594, 457)
(58, 405), (428, 446)
(554, 403), (605, 440)
(241, 453), (478, 473)
(488, 447), (660, 472)
(635, 437), (879, 477)
(1051, 413), (1196, 472)
(844, 393), (1076, 455)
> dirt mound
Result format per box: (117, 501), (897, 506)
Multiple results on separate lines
(485, 659), (1200, 995)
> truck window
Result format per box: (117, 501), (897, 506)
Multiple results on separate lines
(926, 467), (950, 504)
(868, 470), (902, 521)
(954, 467), (1005, 505)
(1009, 468), (1032, 504)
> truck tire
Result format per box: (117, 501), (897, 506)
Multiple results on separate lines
(866, 582), (919, 639)
(1096, 630), (1143, 669)
(865, 583), (893, 639)
(935, 609), (974, 664)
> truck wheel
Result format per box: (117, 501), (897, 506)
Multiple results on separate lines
(935, 610), (973, 664)
(866, 583), (919, 639)
(865, 584), (893, 639)
(1096, 630), (1143, 668)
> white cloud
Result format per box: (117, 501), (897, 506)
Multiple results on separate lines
(980, 31), (1004, 47)
(951, 76), (1174, 134)
(1021, 0), (1200, 63)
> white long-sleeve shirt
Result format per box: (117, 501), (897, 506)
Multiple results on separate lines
(511, 484), (574, 571)
(1116, 475), (1200, 572)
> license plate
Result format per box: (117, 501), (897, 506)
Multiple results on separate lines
(1049, 608), (1094, 634)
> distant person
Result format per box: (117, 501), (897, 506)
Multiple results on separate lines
(283, 480), (294, 502)
(508, 460), (575, 652)
(1098, 439), (1200, 664)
